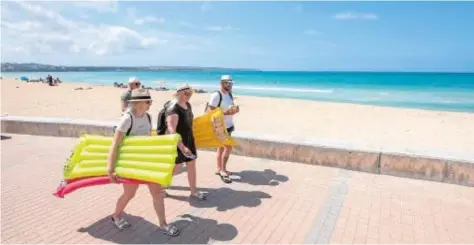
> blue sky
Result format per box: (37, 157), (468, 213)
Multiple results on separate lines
(1, 1), (474, 72)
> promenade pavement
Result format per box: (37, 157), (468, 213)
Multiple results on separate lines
(1, 134), (473, 244)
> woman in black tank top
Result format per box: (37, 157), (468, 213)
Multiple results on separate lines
(165, 84), (206, 201)
(167, 102), (196, 162)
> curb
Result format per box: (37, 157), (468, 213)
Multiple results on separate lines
(1, 116), (473, 187)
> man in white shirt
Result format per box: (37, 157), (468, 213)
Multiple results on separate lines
(206, 75), (239, 183)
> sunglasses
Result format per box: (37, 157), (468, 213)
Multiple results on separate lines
(184, 91), (193, 96)
(145, 101), (152, 105)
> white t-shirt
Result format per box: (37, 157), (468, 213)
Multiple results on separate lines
(116, 111), (151, 136)
(208, 91), (234, 128)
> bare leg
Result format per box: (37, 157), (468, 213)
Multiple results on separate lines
(113, 183), (139, 220)
(216, 147), (224, 172)
(222, 146), (233, 173)
(162, 164), (182, 197)
(173, 164), (183, 176)
(186, 160), (198, 195)
(147, 183), (168, 227)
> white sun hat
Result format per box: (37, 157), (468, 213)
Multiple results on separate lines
(128, 77), (141, 84)
(220, 75), (233, 83)
(127, 88), (152, 102)
(176, 83), (192, 92)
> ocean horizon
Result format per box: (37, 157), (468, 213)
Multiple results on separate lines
(3, 71), (474, 113)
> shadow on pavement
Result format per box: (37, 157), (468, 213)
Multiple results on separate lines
(167, 186), (272, 212)
(78, 213), (237, 244)
(232, 169), (289, 186)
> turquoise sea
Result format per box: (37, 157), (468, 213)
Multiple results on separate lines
(3, 71), (474, 113)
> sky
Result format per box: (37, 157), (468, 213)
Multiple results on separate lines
(1, 1), (474, 72)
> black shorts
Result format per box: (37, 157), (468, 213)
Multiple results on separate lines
(227, 126), (235, 136)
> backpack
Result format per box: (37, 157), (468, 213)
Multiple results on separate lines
(156, 101), (172, 135)
(204, 90), (234, 112)
(156, 101), (192, 135)
(125, 111), (151, 136)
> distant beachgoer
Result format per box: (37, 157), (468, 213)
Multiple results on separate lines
(121, 77), (142, 112)
(107, 88), (179, 236)
(161, 84), (206, 200)
(205, 75), (239, 183)
(47, 75), (53, 86)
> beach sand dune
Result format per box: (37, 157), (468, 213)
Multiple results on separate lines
(2, 78), (473, 159)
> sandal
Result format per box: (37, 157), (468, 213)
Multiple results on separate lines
(215, 170), (232, 176)
(217, 172), (232, 184)
(111, 217), (131, 230)
(160, 224), (180, 236)
(190, 192), (207, 201)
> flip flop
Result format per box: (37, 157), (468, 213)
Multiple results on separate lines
(190, 192), (207, 201)
(111, 217), (131, 230)
(217, 172), (232, 184)
(215, 171), (232, 176)
(160, 224), (180, 236)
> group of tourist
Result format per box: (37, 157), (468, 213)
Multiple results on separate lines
(107, 75), (239, 236)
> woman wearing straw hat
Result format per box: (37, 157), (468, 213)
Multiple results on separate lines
(165, 84), (206, 200)
(107, 88), (180, 236)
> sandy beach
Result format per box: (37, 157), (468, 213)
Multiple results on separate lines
(2, 78), (473, 159)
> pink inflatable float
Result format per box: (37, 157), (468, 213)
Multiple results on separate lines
(53, 176), (150, 198)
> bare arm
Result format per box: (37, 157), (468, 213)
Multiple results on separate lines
(207, 105), (217, 113)
(107, 130), (125, 173)
(166, 114), (187, 150)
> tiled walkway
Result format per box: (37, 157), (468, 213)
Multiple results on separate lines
(1, 134), (473, 244)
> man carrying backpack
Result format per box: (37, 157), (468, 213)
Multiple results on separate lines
(205, 75), (239, 183)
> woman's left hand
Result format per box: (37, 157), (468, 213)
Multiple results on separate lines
(108, 171), (118, 183)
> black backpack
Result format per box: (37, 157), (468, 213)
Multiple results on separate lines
(125, 111), (151, 136)
(204, 90), (234, 112)
(156, 101), (172, 135)
(156, 101), (192, 135)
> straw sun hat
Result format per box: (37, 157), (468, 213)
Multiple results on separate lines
(128, 88), (152, 102)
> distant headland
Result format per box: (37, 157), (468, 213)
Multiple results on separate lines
(1, 62), (261, 72)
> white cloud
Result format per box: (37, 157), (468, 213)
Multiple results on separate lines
(1, 2), (166, 56)
(1, 20), (42, 31)
(1, 1), (215, 64)
(15, 1), (79, 29)
(127, 7), (164, 25)
(333, 11), (379, 20)
(69, 44), (81, 53)
(206, 25), (237, 32)
(73, 0), (119, 13)
(304, 29), (320, 36)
